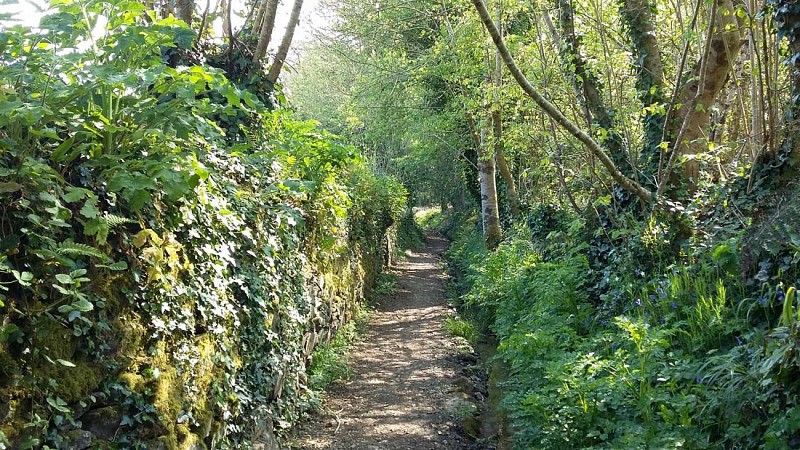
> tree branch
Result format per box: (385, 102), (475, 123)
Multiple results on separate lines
(470, 0), (655, 204)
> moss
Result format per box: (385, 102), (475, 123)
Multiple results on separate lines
(118, 372), (145, 392)
(186, 335), (216, 440)
(151, 342), (182, 440)
(179, 432), (206, 450)
(34, 318), (103, 403)
(112, 312), (146, 362)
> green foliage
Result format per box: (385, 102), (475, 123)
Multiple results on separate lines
(443, 316), (477, 345)
(308, 305), (368, 395)
(0, 2), (408, 447)
(446, 215), (800, 449)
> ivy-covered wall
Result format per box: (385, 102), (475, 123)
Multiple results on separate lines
(0, 127), (405, 449)
(0, 7), (408, 448)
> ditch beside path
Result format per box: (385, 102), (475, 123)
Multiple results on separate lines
(290, 233), (472, 449)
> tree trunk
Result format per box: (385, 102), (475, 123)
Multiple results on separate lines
(466, 112), (502, 248)
(252, 0), (280, 65)
(479, 124), (502, 250)
(492, 111), (520, 217)
(490, 1), (520, 219)
(620, 0), (666, 182)
(266, 0), (305, 84)
(667, 0), (744, 190)
(556, 0), (630, 174)
(175, 0), (193, 24)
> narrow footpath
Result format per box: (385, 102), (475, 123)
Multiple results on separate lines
(291, 233), (472, 449)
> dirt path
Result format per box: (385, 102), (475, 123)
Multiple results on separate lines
(291, 233), (471, 449)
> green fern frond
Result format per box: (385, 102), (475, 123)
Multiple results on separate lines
(103, 214), (136, 229)
(57, 242), (107, 260)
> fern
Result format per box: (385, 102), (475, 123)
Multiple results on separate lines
(57, 242), (107, 260)
(103, 213), (136, 229)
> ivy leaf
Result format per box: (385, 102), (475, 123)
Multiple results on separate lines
(55, 273), (72, 284)
(12, 270), (33, 286)
(70, 298), (93, 312)
(46, 396), (70, 413)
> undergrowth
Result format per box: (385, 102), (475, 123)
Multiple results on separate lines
(443, 204), (800, 449)
(308, 305), (369, 395)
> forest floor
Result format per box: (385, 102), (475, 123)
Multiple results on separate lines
(289, 233), (475, 450)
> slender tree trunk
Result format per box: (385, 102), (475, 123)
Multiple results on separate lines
(252, 0), (280, 64)
(665, 0), (744, 191)
(467, 112), (502, 248)
(479, 123), (502, 249)
(620, 0), (666, 184)
(175, 0), (193, 24)
(556, 0), (630, 174)
(471, 0), (656, 205)
(493, 112), (520, 217)
(266, 0), (304, 84)
(490, 1), (520, 219)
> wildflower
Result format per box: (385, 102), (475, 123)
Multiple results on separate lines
(657, 287), (666, 298)
(777, 288), (785, 305)
(635, 298), (643, 307)
(671, 301), (678, 309)
(757, 296), (766, 306)
(695, 376), (703, 384)
(735, 336), (743, 346)
(649, 294), (656, 301)
(612, 343), (619, 351)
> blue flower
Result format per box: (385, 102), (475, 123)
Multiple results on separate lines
(735, 336), (743, 346)
(757, 296), (766, 305)
(612, 343), (619, 351)
(649, 294), (656, 301)
(695, 376), (704, 384)
(777, 289), (785, 305)
(657, 287), (666, 298)
(670, 301), (678, 309)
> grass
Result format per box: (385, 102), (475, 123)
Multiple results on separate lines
(308, 305), (368, 393)
(444, 316), (478, 346)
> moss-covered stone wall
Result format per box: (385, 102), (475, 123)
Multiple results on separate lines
(0, 121), (406, 449)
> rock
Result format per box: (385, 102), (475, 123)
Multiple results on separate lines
(452, 375), (474, 394)
(80, 406), (123, 440)
(460, 414), (481, 439)
(249, 410), (280, 450)
(62, 430), (94, 450)
(141, 439), (169, 450)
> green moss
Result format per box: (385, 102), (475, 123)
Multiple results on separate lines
(179, 433), (206, 450)
(34, 318), (103, 403)
(152, 342), (182, 439)
(118, 372), (145, 392)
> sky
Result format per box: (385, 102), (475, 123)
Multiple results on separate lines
(1, 0), (330, 61)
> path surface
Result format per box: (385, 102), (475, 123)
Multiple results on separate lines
(291, 233), (471, 449)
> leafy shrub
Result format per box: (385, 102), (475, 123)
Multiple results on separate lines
(446, 219), (800, 449)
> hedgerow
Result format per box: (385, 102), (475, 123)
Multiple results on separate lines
(0, 4), (406, 448)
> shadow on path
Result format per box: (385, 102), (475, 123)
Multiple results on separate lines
(290, 233), (469, 450)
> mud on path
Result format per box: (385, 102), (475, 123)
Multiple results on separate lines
(290, 233), (471, 450)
